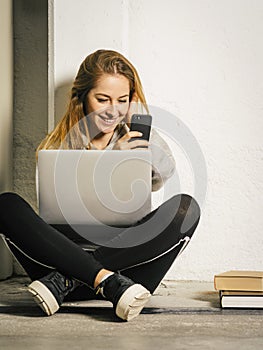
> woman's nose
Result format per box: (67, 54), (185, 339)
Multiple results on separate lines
(106, 104), (120, 118)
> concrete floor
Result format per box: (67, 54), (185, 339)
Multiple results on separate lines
(0, 277), (263, 349)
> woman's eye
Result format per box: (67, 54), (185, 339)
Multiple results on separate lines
(119, 100), (128, 103)
(97, 98), (108, 103)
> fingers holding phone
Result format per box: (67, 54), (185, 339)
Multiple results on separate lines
(113, 114), (152, 150)
(113, 131), (149, 150)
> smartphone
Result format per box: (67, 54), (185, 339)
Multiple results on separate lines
(130, 114), (152, 142)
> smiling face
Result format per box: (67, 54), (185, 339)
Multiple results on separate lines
(86, 74), (130, 136)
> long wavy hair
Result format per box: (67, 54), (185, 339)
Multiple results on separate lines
(37, 49), (148, 154)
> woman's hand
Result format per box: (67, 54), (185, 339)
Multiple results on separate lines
(113, 131), (149, 150)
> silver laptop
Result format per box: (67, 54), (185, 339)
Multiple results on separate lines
(38, 150), (152, 227)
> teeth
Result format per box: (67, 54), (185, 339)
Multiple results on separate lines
(101, 118), (116, 124)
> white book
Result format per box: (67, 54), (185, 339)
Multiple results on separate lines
(220, 291), (263, 308)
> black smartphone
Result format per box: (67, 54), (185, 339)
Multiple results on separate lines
(130, 114), (152, 142)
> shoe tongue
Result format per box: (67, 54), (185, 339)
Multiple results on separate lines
(99, 272), (114, 284)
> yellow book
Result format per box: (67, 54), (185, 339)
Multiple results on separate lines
(214, 270), (263, 292)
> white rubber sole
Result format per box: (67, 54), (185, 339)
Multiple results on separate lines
(28, 280), (60, 316)
(116, 284), (151, 321)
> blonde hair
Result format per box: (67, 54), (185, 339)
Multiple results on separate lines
(37, 49), (148, 154)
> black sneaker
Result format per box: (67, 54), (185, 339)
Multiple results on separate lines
(96, 273), (151, 321)
(28, 270), (78, 316)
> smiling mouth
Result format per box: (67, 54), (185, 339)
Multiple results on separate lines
(99, 115), (119, 125)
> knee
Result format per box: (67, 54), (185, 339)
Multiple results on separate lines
(180, 194), (200, 219)
(168, 193), (201, 237)
(177, 194), (201, 238)
(170, 193), (200, 218)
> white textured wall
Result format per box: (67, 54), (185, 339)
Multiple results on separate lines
(53, 0), (124, 126)
(52, 0), (263, 281)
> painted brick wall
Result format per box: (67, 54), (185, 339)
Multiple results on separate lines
(53, 0), (263, 280)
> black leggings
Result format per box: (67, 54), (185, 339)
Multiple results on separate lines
(0, 192), (200, 299)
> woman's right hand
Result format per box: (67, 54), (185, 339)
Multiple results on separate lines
(113, 131), (149, 150)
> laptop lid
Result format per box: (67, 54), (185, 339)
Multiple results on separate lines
(38, 150), (151, 226)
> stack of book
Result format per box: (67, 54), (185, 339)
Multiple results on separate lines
(214, 270), (263, 308)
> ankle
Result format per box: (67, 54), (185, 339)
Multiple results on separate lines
(94, 269), (114, 289)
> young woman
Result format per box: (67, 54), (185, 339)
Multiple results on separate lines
(0, 49), (201, 321)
